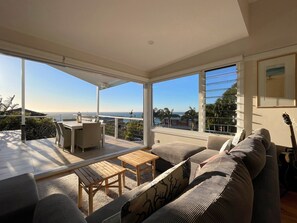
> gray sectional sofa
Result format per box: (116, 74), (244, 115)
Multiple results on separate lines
(0, 128), (281, 223)
(151, 135), (231, 172)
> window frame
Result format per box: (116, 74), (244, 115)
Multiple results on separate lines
(150, 56), (244, 137)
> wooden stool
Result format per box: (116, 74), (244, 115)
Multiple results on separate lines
(74, 161), (125, 215)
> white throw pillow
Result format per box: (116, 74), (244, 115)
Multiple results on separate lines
(219, 139), (232, 153)
(231, 129), (246, 147)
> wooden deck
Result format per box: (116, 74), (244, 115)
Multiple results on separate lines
(0, 130), (143, 181)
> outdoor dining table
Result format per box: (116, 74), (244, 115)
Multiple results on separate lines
(62, 121), (106, 153)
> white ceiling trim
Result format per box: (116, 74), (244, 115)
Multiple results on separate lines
(150, 55), (243, 83)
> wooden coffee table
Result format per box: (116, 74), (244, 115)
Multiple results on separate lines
(74, 161), (126, 214)
(118, 150), (159, 186)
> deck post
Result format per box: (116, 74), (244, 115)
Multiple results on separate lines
(143, 83), (152, 147)
(21, 59), (26, 142)
(96, 86), (100, 116)
(115, 118), (118, 139)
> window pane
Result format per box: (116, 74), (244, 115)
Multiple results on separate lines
(0, 54), (22, 131)
(205, 65), (237, 135)
(153, 74), (199, 131)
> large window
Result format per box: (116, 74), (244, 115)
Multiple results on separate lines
(205, 65), (237, 135)
(153, 74), (199, 131)
(152, 64), (238, 136)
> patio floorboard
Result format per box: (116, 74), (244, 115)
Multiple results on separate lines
(0, 130), (142, 181)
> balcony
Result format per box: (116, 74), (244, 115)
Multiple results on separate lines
(0, 124), (144, 181)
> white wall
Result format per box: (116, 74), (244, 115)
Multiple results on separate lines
(151, 0), (297, 147)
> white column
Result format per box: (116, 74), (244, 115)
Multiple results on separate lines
(199, 71), (205, 132)
(143, 83), (152, 147)
(21, 59), (26, 141)
(96, 86), (100, 116)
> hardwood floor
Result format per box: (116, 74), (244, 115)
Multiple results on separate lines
(281, 191), (297, 223)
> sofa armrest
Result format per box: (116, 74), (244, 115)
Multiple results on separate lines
(207, 135), (230, 151)
(0, 173), (39, 223)
(251, 143), (281, 223)
(33, 194), (87, 223)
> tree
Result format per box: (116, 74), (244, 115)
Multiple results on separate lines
(129, 109), (134, 118)
(153, 108), (165, 126)
(124, 120), (143, 141)
(206, 83), (237, 133)
(164, 107), (174, 127)
(0, 95), (19, 115)
(182, 106), (198, 130)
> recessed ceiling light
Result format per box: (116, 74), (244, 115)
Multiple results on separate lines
(148, 40), (154, 45)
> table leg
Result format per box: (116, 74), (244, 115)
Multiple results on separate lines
(118, 173), (122, 196)
(70, 129), (75, 153)
(105, 179), (109, 195)
(88, 185), (93, 215)
(152, 160), (156, 179)
(121, 161), (126, 187)
(136, 165), (141, 186)
(78, 180), (82, 208)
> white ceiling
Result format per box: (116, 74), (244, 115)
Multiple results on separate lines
(0, 0), (249, 73)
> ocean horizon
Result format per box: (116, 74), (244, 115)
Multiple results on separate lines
(46, 111), (185, 121)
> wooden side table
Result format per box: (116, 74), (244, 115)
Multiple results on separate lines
(118, 150), (159, 186)
(74, 161), (126, 214)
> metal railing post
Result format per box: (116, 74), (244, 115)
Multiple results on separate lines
(115, 118), (118, 139)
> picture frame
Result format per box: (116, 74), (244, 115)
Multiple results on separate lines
(257, 53), (297, 107)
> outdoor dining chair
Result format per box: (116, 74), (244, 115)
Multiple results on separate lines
(57, 122), (71, 151)
(75, 122), (102, 152)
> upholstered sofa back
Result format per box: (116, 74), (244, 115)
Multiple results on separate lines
(144, 129), (281, 223)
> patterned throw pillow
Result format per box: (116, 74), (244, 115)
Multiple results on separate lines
(121, 159), (191, 223)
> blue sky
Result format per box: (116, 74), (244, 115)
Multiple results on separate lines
(0, 54), (200, 113)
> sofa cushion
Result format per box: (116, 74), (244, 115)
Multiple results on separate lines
(33, 194), (86, 223)
(207, 135), (230, 151)
(151, 142), (205, 165)
(144, 153), (253, 223)
(251, 128), (271, 150)
(189, 149), (218, 164)
(229, 136), (266, 179)
(0, 173), (39, 223)
(86, 183), (149, 223)
(121, 159), (191, 223)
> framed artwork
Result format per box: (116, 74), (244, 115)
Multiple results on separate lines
(257, 53), (296, 107)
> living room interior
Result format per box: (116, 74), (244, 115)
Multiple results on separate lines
(0, 0), (297, 222)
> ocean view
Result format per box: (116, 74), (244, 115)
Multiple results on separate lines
(46, 112), (143, 121)
(46, 111), (185, 121)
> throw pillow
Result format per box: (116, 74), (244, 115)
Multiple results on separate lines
(231, 129), (246, 148)
(229, 136), (266, 179)
(219, 139), (232, 153)
(251, 128), (271, 150)
(121, 159), (191, 223)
